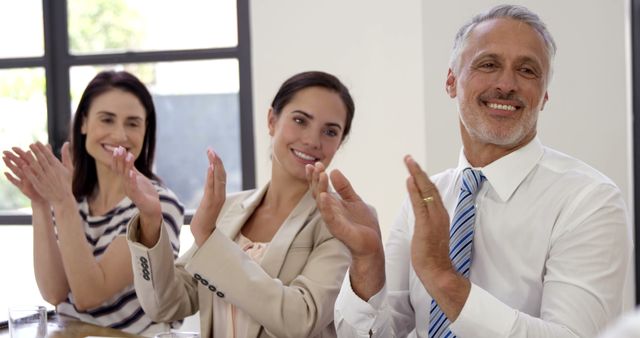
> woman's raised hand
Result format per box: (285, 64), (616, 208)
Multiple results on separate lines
(3, 146), (46, 205)
(111, 146), (162, 246)
(4, 142), (74, 207)
(191, 149), (227, 247)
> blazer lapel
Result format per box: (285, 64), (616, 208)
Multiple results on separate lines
(216, 184), (269, 240)
(259, 189), (316, 278)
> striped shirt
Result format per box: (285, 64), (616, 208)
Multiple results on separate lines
(56, 182), (184, 334)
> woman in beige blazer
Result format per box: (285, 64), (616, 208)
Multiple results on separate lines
(117, 71), (355, 337)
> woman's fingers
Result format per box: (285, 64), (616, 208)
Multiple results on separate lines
(61, 142), (73, 171)
(111, 146), (127, 174)
(307, 162), (327, 199)
(4, 172), (21, 187)
(2, 151), (25, 177)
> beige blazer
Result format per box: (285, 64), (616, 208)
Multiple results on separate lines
(127, 184), (351, 338)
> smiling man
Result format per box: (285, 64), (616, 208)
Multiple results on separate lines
(311, 4), (631, 338)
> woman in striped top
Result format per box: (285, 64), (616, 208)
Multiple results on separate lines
(2, 70), (184, 335)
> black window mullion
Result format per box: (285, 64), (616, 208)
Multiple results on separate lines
(68, 48), (240, 66)
(631, 0), (640, 305)
(0, 57), (45, 69)
(42, 0), (71, 158)
(237, 0), (255, 190)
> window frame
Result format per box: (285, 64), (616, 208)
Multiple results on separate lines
(632, 0), (640, 305)
(0, 0), (254, 225)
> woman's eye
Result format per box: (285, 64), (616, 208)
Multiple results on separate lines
(480, 62), (496, 69)
(324, 128), (338, 137)
(293, 117), (305, 125)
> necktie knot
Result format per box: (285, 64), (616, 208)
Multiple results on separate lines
(460, 168), (485, 196)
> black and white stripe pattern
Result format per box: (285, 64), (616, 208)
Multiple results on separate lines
(56, 181), (184, 334)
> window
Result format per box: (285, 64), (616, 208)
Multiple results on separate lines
(0, 0), (255, 224)
(0, 0), (253, 317)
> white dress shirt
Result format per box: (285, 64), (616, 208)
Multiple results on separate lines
(335, 138), (631, 338)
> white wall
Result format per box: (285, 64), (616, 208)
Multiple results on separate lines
(250, 0), (426, 231)
(250, 0), (631, 236)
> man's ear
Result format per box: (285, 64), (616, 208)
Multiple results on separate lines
(540, 92), (549, 111)
(446, 68), (457, 98)
(267, 108), (276, 136)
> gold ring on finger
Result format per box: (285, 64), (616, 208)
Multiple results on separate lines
(422, 196), (434, 205)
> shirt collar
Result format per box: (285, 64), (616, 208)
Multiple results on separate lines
(456, 137), (544, 202)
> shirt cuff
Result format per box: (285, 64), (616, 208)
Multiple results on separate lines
(335, 271), (388, 334)
(450, 283), (517, 337)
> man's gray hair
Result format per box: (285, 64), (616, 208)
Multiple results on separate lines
(450, 4), (557, 75)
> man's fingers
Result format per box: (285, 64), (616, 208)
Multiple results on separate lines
(406, 176), (432, 220)
(206, 148), (216, 165)
(329, 169), (361, 202)
(404, 155), (443, 204)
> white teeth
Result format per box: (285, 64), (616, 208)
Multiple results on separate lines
(103, 144), (127, 152)
(487, 103), (516, 111)
(293, 150), (316, 161)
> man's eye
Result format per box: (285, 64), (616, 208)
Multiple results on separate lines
(519, 67), (538, 78)
(520, 67), (536, 74)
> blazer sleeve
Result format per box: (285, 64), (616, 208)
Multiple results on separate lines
(127, 214), (199, 322)
(184, 220), (351, 338)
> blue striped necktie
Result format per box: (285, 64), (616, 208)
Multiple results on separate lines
(428, 168), (486, 338)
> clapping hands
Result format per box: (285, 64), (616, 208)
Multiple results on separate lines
(305, 162), (382, 258)
(111, 146), (162, 239)
(305, 162), (385, 299)
(190, 149), (227, 247)
(3, 142), (74, 207)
